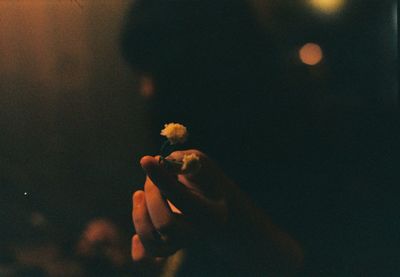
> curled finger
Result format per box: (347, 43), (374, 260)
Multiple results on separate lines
(133, 190), (180, 257)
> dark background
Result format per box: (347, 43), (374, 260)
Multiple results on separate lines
(0, 0), (398, 275)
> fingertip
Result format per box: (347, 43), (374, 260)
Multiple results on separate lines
(132, 234), (146, 261)
(140, 155), (153, 167)
(133, 190), (145, 208)
(132, 190), (140, 200)
(140, 156), (159, 171)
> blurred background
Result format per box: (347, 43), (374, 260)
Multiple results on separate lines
(0, 0), (397, 276)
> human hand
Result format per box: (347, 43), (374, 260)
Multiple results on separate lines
(131, 150), (230, 258)
(132, 149), (303, 274)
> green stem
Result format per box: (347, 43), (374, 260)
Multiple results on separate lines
(160, 140), (171, 157)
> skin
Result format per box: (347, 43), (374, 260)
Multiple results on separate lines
(132, 149), (304, 275)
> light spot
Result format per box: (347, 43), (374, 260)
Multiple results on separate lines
(139, 75), (155, 98)
(309, 0), (345, 14)
(30, 212), (46, 227)
(299, 43), (323, 66)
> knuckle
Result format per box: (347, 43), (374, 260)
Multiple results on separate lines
(133, 216), (149, 234)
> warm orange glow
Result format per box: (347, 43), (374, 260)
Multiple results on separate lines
(0, 1), (90, 89)
(309, 0), (345, 14)
(139, 75), (155, 98)
(299, 43), (323, 66)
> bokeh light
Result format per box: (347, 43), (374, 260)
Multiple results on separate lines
(30, 212), (47, 227)
(139, 75), (155, 98)
(309, 0), (345, 14)
(299, 43), (323, 66)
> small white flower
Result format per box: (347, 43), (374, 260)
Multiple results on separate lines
(181, 153), (201, 174)
(160, 123), (188, 145)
